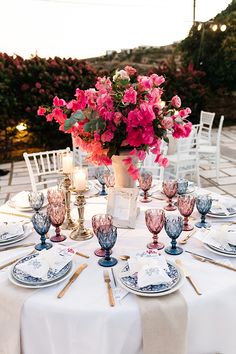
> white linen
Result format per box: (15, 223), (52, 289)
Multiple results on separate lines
(1, 190), (236, 354)
(11, 191), (31, 208)
(0, 222), (24, 240)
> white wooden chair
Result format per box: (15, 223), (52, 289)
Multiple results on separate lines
(142, 144), (168, 181)
(166, 124), (201, 186)
(23, 147), (70, 191)
(199, 110), (215, 145)
(198, 115), (224, 184)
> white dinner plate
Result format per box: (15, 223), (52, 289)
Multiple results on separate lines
(207, 211), (236, 219)
(203, 243), (236, 258)
(117, 260), (185, 297)
(7, 199), (48, 212)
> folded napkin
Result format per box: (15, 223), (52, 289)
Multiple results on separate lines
(127, 252), (172, 288)
(0, 222), (24, 241)
(211, 196), (236, 215)
(11, 191), (31, 208)
(15, 245), (75, 280)
(194, 225), (236, 251)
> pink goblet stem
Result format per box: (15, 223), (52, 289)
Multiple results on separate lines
(165, 197), (177, 211)
(94, 247), (112, 257)
(50, 225), (66, 242)
(183, 216), (194, 231)
(147, 232), (164, 250)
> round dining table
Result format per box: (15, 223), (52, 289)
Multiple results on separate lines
(0, 187), (236, 354)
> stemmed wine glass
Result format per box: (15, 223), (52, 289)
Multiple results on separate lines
(145, 209), (165, 249)
(95, 167), (107, 196)
(28, 192), (44, 212)
(139, 171), (153, 203)
(164, 215), (184, 255)
(195, 195), (212, 228)
(97, 225), (118, 267)
(177, 179), (188, 195)
(32, 212), (52, 251)
(47, 204), (66, 242)
(177, 194), (195, 231)
(92, 214), (113, 257)
(162, 180), (177, 211)
(104, 171), (115, 188)
(47, 189), (64, 205)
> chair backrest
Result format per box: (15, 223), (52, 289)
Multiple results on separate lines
(142, 143), (168, 180)
(216, 115), (224, 150)
(23, 147), (70, 191)
(199, 110), (215, 145)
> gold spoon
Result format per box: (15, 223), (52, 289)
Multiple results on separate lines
(119, 255), (130, 261)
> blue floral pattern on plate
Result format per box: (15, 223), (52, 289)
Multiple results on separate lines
(12, 254), (72, 286)
(120, 261), (180, 294)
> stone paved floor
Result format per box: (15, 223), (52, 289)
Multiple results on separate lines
(0, 126), (236, 206)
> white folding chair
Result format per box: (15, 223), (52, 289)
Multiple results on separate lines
(142, 143), (168, 181)
(23, 147), (70, 192)
(199, 110), (215, 145)
(198, 115), (224, 184)
(166, 124), (201, 186)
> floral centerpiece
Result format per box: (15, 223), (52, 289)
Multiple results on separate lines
(38, 66), (192, 183)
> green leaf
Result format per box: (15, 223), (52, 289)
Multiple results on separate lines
(64, 110), (84, 131)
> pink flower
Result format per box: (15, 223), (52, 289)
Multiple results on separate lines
(147, 88), (163, 106)
(52, 108), (67, 125)
(171, 95), (181, 108)
(127, 164), (140, 180)
(184, 122), (192, 137)
(37, 106), (46, 116)
(85, 89), (97, 109)
(123, 87), (137, 104)
(123, 157), (132, 165)
(124, 66), (137, 76)
(161, 117), (174, 130)
(150, 74), (165, 86)
(95, 77), (112, 91)
(154, 154), (169, 167)
(53, 96), (66, 107)
(101, 130), (114, 143)
(179, 108), (191, 118)
(113, 112), (123, 126)
(75, 89), (87, 110)
(46, 113), (53, 122)
(139, 102), (155, 123)
(172, 122), (192, 138)
(66, 100), (82, 112)
(35, 82), (41, 89)
(138, 76), (153, 91)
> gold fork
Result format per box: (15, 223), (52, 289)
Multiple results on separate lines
(103, 270), (115, 307)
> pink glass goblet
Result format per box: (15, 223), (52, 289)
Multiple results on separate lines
(162, 180), (177, 211)
(177, 194), (195, 231)
(47, 203), (66, 242)
(47, 189), (64, 206)
(104, 171), (115, 188)
(92, 214), (113, 257)
(145, 209), (165, 250)
(139, 171), (153, 203)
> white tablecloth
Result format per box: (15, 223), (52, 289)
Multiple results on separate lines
(1, 192), (236, 354)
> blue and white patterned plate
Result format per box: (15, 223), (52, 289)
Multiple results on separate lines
(207, 208), (236, 218)
(205, 243), (236, 257)
(119, 261), (181, 295)
(11, 254), (72, 286)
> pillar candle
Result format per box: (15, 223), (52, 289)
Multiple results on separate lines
(62, 155), (73, 174)
(74, 169), (87, 191)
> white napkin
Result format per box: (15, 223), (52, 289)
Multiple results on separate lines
(127, 251), (172, 288)
(0, 222), (24, 241)
(15, 245), (75, 280)
(194, 225), (234, 251)
(11, 191), (31, 208)
(211, 196), (236, 215)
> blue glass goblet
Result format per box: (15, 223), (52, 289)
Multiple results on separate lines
(97, 225), (118, 267)
(195, 195), (212, 228)
(96, 168), (107, 196)
(177, 179), (188, 195)
(32, 212), (52, 251)
(28, 192), (44, 212)
(164, 215), (183, 255)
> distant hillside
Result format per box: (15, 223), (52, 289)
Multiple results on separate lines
(86, 43), (180, 73)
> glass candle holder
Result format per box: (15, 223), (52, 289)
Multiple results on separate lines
(195, 195), (212, 228)
(162, 180), (177, 211)
(164, 215), (183, 255)
(139, 171), (153, 203)
(177, 194), (195, 231)
(92, 214), (113, 257)
(97, 225), (118, 267)
(145, 209), (165, 250)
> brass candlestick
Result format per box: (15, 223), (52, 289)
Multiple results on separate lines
(70, 193), (93, 241)
(61, 174), (76, 230)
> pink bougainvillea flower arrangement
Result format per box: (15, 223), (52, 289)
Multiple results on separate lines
(38, 66), (192, 180)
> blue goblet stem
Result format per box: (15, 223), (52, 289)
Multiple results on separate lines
(35, 234), (52, 251)
(104, 249), (111, 261)
(171, 238), (177, 250)
(100, 183), (107, 196)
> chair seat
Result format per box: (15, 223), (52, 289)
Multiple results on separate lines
(198, 145), (217, 154)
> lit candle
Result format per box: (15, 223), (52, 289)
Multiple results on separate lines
(74, 169), (87, 191)
(62, 155), (73, 174)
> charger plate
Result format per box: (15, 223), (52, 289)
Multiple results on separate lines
(117, 260), (185, 297)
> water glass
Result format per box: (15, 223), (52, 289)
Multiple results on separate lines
(47, 203), (66, 242)
(177, 179), (188, 195)
(95, 167), (107, 196)
(28, 192), (44, 212)
(97, 225), (118, 267)
(177, 194), (195, 231)
(32, 212), (52, 251)
(145, 209), (165, 249)
(162, 180), (177, 211)
(164, 215), (184, 255)
(47, 189), (64, 205)
(104, 171), (115, 188)
(92, 214), (113, 257)
(195, 195), (212, 228)
(139, 171), (153, 203)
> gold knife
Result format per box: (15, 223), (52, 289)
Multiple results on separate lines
(175, 259), (202, 295)
(0, 243), (35, 252)
(103, 270), (115, 307)
(57, 263), (88, 298)
(186, 250), (236, 271)
(0, 211), (31, 219)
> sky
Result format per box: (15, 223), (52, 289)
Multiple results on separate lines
(0, 0), (232, 59)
